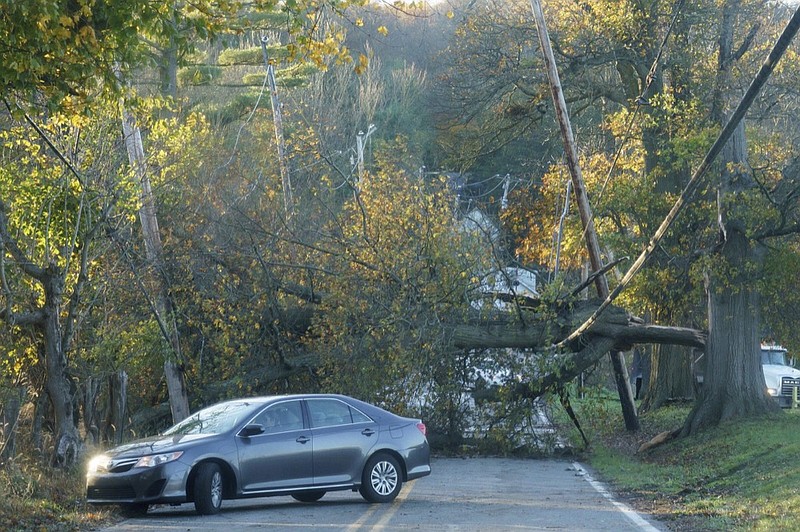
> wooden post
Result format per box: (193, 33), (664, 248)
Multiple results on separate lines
(530, 0), (640, 430)
(261, 38), (293, 216)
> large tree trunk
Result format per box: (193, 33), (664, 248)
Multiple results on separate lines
(682, 228), (777, 435)
(681, 2), (781, 432)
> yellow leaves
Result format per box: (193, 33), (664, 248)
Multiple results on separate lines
(377, 26), (389, 37)
(76, 25), (97, 47)
(355, 18), (364, 27)
(36, 14), (51, 32)
(354, 54), (369, 75)
(446, 10), (454, 19)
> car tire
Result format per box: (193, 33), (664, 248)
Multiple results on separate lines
(119, 503), (149, 517)
(193, 462), (223, 515)
(359, 453), (402, 503)
(291, 490), (326, 503)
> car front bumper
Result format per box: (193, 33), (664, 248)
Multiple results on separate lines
(86, 460), (191, 505)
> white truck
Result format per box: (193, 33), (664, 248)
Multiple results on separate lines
(761, 344), (800, 408)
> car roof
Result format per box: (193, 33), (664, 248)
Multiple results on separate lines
(212, 394), (403, 420)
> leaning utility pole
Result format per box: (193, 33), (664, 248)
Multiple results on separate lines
(356, 124), (377, 183)
(260, 38), (293, 216)
(530, 0), (639, 430)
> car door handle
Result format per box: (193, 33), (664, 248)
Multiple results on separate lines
(296, 436), (311, 444)
(361, 428), (376, 437)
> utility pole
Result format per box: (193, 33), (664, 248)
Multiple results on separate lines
(260, 37), (293, 216)
(530, 0), (639, 430)
(356, 124), (377, 183)
(500, 174), (511, 210)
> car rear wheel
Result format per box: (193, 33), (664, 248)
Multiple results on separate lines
(193, 462), (223, 515)
(359, 453), (402, 503)
(292, 490), (326, 503)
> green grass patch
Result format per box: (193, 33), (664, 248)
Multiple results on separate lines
(582, 401), (800, 531)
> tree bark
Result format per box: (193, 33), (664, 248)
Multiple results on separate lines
(641, 343), (695, 411)
(0, 387), (24, 463)
(82, 377), (101, 446)
(41, 265), (80, 467)
(121, 106), (191, 424)
(104, 370), (128, 445)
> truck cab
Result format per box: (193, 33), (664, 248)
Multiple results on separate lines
(761, 345), (800, 408)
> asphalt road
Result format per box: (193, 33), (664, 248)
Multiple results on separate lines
(100, 457), (664, 531)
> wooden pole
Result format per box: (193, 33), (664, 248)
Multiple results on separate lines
(530, 0), (639, 430)
(261, 38), (293, 216)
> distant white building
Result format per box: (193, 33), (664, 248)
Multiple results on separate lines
(472, 267), (540, 311)
(460, 208), (500, 243)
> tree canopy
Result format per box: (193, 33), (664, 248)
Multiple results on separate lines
(2, 0), (800, 469)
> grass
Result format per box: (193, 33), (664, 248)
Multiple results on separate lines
(571, 395), (800, 531)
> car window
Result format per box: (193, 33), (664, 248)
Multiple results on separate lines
(307, 398), (371, 427)
(252, 400), (304, 434)
(163, 401), (256, 435)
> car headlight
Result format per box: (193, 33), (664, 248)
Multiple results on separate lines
(87, 454), (111, 473)
(767, 388), (779, 396)
(135, 451), (184, 468)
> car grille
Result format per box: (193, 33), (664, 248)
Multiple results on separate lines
(87, 485), (136, 500)
(780, 377), (800, 396)
(97, 457), (139, 474)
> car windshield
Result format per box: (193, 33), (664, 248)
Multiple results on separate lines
(162, 401), (256, 436)
(761, 349), (789, 366)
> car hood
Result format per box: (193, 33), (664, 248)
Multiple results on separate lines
(104, 433), (219, 459)
(763, 364), (800, 380)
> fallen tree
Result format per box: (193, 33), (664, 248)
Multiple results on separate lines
(450, 298), (705, 403)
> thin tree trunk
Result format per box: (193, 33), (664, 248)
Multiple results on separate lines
(42, 268), (80, 467)
(641, 343), (694, 411)
(0, 387), (24, 463)
(103, 370), (128, 445)
(82, 377), (101, 446)
(121, 106), (190, 424)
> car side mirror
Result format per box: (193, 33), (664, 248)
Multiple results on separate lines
(240, 424), (265, 437)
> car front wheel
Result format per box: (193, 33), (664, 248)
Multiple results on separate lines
(193, 462), (223, 515)
(359, 453), (402, 503)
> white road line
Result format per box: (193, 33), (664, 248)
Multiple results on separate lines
(572, 462), (661, 531)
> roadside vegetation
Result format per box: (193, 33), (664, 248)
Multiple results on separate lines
(577, 395), (800, 531)
(0, 458), (113, 531)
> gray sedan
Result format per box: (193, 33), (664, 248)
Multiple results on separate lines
(86, 394), (431, 515)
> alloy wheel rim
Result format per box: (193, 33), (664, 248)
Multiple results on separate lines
(211, 471), (222, 507)
(371, 461), (398, 495)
